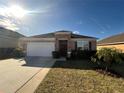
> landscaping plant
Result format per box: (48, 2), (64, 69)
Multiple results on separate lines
(0, 48), (24, 59)
(91, 48), (123, 72)
(71, 50), (96, 59)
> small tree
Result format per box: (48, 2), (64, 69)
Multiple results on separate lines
(91, 48), (123, 71)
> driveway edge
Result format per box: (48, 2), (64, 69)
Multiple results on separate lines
(16, 59), (55, 93)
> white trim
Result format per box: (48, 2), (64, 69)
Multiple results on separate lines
(19, 38), (55, 42)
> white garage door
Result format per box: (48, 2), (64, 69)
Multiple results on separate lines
(27, 42), (55, 57)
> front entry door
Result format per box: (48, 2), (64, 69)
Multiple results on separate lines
(59, 40), (68, 57)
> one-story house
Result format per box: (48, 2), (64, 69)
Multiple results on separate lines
(19, 30), (97, 57)
(97, 33), (124, 52)
(0, 27), (25, 48)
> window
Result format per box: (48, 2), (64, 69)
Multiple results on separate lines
(77, 41), (89, 50)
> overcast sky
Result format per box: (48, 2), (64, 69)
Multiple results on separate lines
(0, 0), (124, 39)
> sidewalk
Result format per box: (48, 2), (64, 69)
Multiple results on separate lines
(16, 58), (55, 93)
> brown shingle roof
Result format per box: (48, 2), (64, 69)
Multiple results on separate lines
(30, 33), (54, 38)
(98, 33), (124, 45)
(29, 31), (97, 39)
(71, 33), (96, 38)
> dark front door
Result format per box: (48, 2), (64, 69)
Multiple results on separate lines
(59, 40), (68, 57)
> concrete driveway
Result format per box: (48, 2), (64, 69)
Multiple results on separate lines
(0, 57), (55, 93)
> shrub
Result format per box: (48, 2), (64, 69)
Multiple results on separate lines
(0, 48), (24, 59)
(71, 50), (96, 59)
(52, 51), (60, 58)
(0, 48), (13, 59)
(70, 50), (77, 59)
(120, 53), (124, 60)
(12, 48), (24, 58)
(91, 48), (123, 70)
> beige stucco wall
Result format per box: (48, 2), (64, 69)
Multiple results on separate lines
(97, 44), (124, 52)
(55, 33), (71, 51)
(19, 32), (97, 51)
(91, 40), (97, 50)
(68, 40), (75, 50)
(0, 28), (24, 48)
(20, 37), (97, 51)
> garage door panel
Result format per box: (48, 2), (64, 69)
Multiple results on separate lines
(27, 42), (55, 57)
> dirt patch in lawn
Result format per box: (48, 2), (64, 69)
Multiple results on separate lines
(35, 60), (124, 93)
(95, 68), (122, 78)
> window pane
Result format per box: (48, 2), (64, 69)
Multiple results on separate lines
(77, 41), (82, 47)
(77, 41), (89, 50)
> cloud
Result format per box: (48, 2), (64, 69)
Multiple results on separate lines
(0, 5), (24, 31)
(0, 5), (49, 31)
(0, 19), (19, 30)
(73, 31), (80, 34)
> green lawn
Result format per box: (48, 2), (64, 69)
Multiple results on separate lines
(35, 60), (124, 93)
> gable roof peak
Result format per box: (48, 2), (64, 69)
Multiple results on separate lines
(55, 30), (72, 33)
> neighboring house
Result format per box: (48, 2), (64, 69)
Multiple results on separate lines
(97, 33), (124, 52)
(20, 30), (97, 57)
(0, 27), (25, 49)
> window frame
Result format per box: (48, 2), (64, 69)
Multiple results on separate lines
(76, 40), (90, 50)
